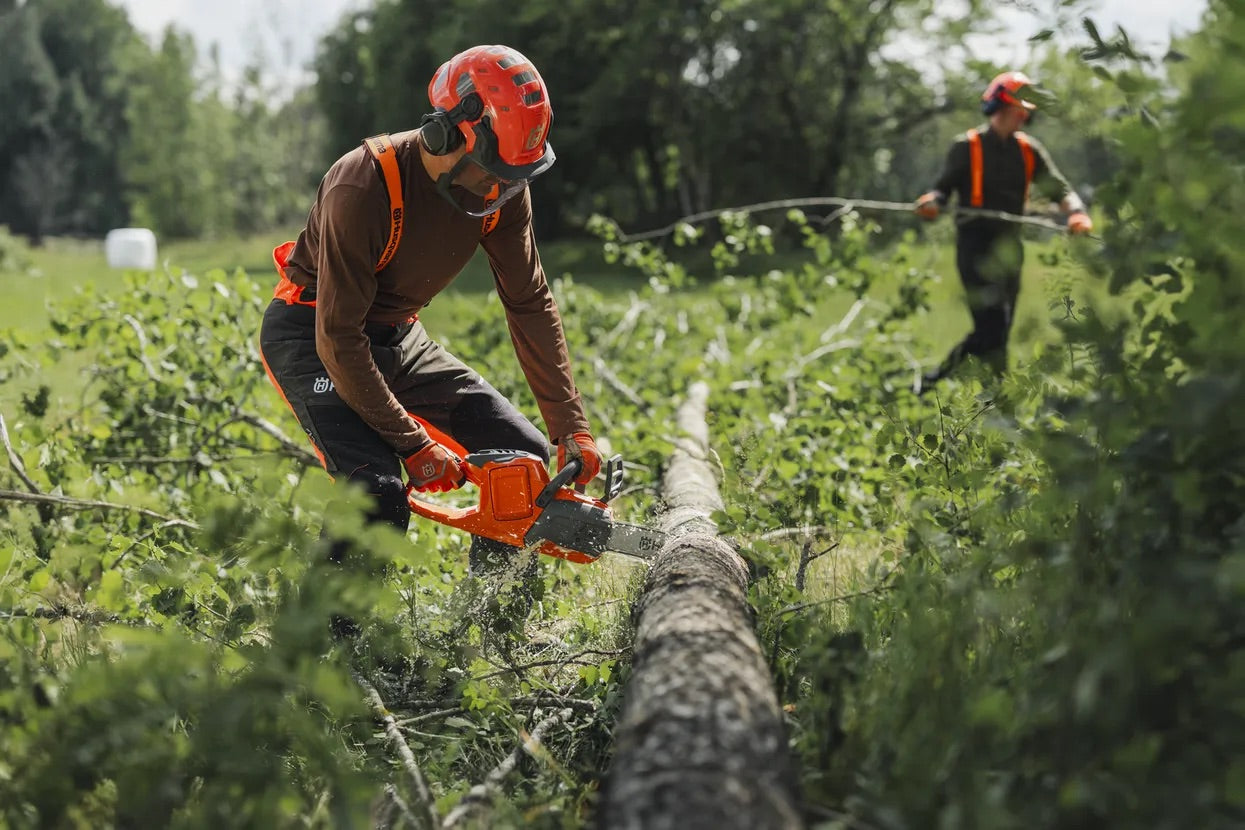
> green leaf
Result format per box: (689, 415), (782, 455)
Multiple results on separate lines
(27, 569), (50, 593)
(97, 569), (126, 611)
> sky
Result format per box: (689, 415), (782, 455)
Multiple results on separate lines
(110, 0), (1208, 93)
(111, 0), (369, 91)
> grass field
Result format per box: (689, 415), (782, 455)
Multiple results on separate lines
(0, 231), (642, 332)
(0, 223), (1106, 417)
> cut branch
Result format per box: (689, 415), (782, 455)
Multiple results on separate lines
(591, 355), (647, 409)
(0, 489), (198, 529)
(779, 575), (896, 617)
(219, 412), (319, 465)
(0, 414), (40, 494)
(1, 606), (123, 624)
(355, 672), (440, 830)
(611, 197), (1077, 243)
(441, 708), (573, 828)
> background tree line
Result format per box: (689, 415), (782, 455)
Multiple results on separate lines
(1, 0), (1132, 244)
(0, 0), (324, 243)
(1, 1), (1239, 826)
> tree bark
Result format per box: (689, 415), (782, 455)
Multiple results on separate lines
(598, 382), (802, 830)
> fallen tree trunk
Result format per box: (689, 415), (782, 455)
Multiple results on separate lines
(598, 382), (802, 830)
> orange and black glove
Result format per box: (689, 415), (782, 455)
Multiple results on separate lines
(403, 441), (465, 493)
(557, 431), (602, 486)
(915, 191), (942, 220)
(1067, 211), (1094, 235)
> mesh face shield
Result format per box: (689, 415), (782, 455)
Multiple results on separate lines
(434, 118), (556, 218)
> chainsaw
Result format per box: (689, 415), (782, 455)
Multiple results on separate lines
(406, 450), (667, 564)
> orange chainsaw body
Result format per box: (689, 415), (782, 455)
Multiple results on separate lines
(406, 450), (619, 564)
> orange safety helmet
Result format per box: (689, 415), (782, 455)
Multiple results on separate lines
(422, 45), (556, 217)
(981, 70), (1037, 116)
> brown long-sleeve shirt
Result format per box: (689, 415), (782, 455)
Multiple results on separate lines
(282, 129), (589, 454)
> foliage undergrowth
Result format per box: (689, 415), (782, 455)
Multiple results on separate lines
(2, 5), (1243, 827)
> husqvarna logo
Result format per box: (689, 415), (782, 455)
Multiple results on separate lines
(313, 377), (335, 394)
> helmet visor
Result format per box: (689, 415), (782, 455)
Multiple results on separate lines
(436, 155), (530, 218)
(467, 118), (557, 181)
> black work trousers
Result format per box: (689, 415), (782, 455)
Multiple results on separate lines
(258, 299), (548, 567)
(935, 226), (1025, 378)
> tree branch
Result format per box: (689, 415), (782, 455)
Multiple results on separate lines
(779, 575), (896, 617)
(441, 708), (573, 829)
(1, 606), (124, 624)
(471, 648), (630, 683)
(758, 525), (837, 543)
(355, 672), (440, 830)
(796, 540), (841, 593)
(589, 355), (647, 409)
(0, 414), (40, 494)
(218, 412), (319, 466)
(0, 489), (199, 529)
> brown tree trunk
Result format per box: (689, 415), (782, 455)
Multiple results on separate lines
(598, 383), (802, 830)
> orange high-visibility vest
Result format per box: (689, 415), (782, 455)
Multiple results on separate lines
(967, 128), (1035, 208)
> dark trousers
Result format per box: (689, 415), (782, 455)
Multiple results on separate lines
(934, 227), (1024, 378)
(258, 300), (548, 568)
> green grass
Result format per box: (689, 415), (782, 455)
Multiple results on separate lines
(0, 225), (1109, 417)
(1, 231), (645, 334)
(0, 230), (646, 415)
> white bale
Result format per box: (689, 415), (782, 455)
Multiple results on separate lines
(104, 228), (158, 271)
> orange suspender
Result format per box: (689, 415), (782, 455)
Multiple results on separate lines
(480, 184), (501, 237)
(276, 134), (500, 305)
(366, 135), (500, 246)
(363, 134), (405, 271)
(967, 128), (1035, 209)
(967, 129), (984, 207)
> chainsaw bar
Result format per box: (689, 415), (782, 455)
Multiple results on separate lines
(524, 499), (667, 561)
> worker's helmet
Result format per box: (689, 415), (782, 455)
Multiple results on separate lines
(981, 71), (1038, 116)
(422, 45), (556, 217)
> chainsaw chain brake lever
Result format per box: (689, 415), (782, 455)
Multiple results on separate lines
(535, 453), (626, 508)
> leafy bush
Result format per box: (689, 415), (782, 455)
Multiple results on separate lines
(774, 7), (1245, 829)
(0, 225), (33, 275)
(2, 9), (1241, 827)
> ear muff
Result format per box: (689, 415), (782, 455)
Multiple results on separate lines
(419, 112), (459, 155)
(420, 92), (486, 156)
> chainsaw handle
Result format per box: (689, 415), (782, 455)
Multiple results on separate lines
(536, 458), (582, 508)
(405, 458), (483, 500)
(460, 460), (485, 487)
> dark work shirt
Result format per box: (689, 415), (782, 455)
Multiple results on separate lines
(932, 124), (1078, 232)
